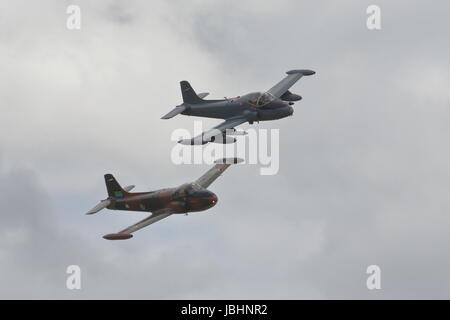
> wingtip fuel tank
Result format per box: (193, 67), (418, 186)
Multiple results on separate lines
(103, 233), (133, 240)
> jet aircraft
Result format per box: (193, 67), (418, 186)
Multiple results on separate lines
(86, 158), (242, 240)
(162, 69), (315, 145)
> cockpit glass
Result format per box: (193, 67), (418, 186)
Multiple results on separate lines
(186, 184), (202, 196)
(248, 92), (275, 107)
(258, 92), (274, 106)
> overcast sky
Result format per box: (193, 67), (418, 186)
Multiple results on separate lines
(1, 0), (450, 299)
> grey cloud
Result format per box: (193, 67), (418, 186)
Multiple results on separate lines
(0, 0), (449, 299)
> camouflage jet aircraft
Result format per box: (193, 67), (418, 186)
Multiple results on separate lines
(162, 69), (315, 145)
(86, 158), (242, 240)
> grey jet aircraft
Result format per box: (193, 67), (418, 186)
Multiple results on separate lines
(162, 69), (315, 145)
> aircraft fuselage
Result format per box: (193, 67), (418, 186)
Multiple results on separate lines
(106, 183), (218, 214)
(181, 92), (294, 122)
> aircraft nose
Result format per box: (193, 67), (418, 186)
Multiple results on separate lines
(210, 193), (218, 206)
(189, 190), (218, 209)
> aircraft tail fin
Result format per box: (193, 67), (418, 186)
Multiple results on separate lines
(180, 81), (205, 104)
(104, 174), (129, 199)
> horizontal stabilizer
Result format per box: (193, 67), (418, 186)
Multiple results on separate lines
(161, 106), (186, 119)
(197, 92), (209, 99)
(123, 185), (135, 192)
(86, 199), (111, 215)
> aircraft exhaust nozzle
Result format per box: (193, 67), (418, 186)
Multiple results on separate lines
(103, 233), (133, 240)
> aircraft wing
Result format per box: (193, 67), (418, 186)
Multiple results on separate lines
(179, 116), (247, 145)
(267, 69), (315, 98)
(195, 158), (243, 189)
(102, 208), (173, 240)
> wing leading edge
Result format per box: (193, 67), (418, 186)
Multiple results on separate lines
(267, 69), (315, 98)
(195, 158), (244, 189)
(178, 117), (247, 145)
(103, 208), (173, 240)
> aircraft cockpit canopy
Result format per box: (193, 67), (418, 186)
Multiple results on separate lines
(248, 92), (275, 107)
